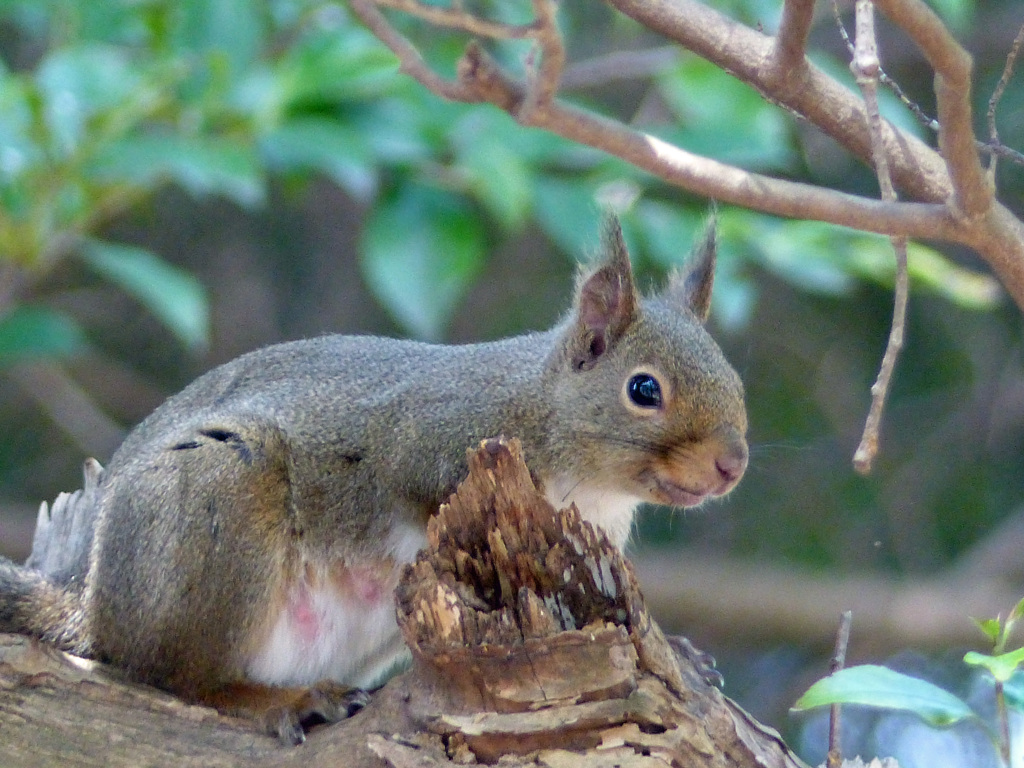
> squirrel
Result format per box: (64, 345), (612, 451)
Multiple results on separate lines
(0, 215), (747, 744)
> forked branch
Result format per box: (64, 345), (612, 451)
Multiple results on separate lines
(350, 0), (1024, 313)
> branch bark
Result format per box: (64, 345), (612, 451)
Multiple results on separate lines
(351, 0), (1024, 312)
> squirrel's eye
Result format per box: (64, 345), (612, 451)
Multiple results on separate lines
(627, 373), (662, 409)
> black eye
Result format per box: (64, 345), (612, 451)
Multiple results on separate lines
(627, 373), (662, 409)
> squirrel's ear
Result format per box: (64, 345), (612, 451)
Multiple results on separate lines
(665, 215), (716, 323)
(569, 216), (639, 370)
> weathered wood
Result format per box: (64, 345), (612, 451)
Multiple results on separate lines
(0, 437), (809, 767)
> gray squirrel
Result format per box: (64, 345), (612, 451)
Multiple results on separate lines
(0, 215), (747, 744)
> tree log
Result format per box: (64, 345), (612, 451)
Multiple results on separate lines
(0, 437), (809, 767)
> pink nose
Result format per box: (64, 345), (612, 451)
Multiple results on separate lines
(715, 444), (748, 485)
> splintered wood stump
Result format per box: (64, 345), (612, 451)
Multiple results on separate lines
(377, 436), (809, 768)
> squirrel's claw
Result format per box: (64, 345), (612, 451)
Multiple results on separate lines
(265, 682), (370, 745)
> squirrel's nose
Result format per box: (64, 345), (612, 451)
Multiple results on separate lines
(714, 443), (748, 485)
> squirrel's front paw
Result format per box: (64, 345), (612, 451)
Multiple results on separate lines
(666, 634), (724, 689)
(265, 681), (369, 746)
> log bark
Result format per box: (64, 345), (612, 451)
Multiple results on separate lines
(0, 438), (809, 767)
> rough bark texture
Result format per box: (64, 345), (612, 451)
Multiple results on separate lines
(0, 437), (808, 767)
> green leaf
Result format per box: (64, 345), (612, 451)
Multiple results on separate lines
(0, 306), (88, 367)
(277, 25), (400, 108)
(741, 218), (855, 295)
(91, 133), (265, 207)
(656, 57), (795, 170)
(79, 240), (210, 352)
(36, 44), (139, 156)
(964, 648), (1024, 684)
(458, 137), (533, 231)
(259, 116), (377, 200)
(735, 217), (1001, 309)
(172, 0), (266, 75)
(791, 665), (977, 728)
(883, 242), (1000, 310)
(360, 185), (486, 340)
(973, 617), (1003, 646)
(0, 71), (40, 185)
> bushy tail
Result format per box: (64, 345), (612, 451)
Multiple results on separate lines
(0, 558), (85, 653)
(0, 457), (101, 655)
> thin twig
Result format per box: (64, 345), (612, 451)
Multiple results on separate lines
(987, 21), (1024, 182)
(348, 0), (477, 101)
(518, 0), (564, 120)
(832, 0), (937, 132)
(827, 611), (853, 768)
(983, 141), (1024, 167)
(373, 0), (537, 38)
(850, 0), (908, 475)
(996, 679), (1011, 768)
(834, 0), (1024, 169)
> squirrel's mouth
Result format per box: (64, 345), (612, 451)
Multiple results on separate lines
(651, 479), (709, 507)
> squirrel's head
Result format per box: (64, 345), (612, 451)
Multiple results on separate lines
(547, 214), (748, 511)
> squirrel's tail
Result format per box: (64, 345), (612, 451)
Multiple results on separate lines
(0, 457), (101, 655)
(0, 559), (86, 653)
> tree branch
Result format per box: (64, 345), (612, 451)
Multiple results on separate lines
(352, 0), (1024, 311)
(772, 0), (817, 76)
(850, 0), (909, 474)
(873, 0), (992, 219)
(986, 21), (1024, 181)
(605, 0), (1024, 308)
(372, 0), (538, 38)
(349, 6), (962, 239)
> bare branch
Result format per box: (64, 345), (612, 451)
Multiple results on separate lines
(373, 0), (537, 38)
(826, 611), (853, 768)
(8, 362), (126, 459)
(834, 1), (1024, 170)
(603, 0), (1024, 309)
(832, 0), (940, 133)
(984, 140), (1024, 168)
(519, 0), (564, 121)
(348, 0), (477, 101)
(850, 0), (908, 475)
(360, 5), (961, 241)
(987, 21), (1024, 182)
(354, 0), (1024, 312)
(772, 0), (817, 75)
(874, 0), (992, 219)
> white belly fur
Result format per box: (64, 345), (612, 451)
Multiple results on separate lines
(244, 521), (425, 689)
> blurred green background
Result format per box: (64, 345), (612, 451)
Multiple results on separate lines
(0, 0), (1023, 762)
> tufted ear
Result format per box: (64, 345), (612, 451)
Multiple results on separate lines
(569, 216), (640, 371)
(665, 215), (717, 323)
